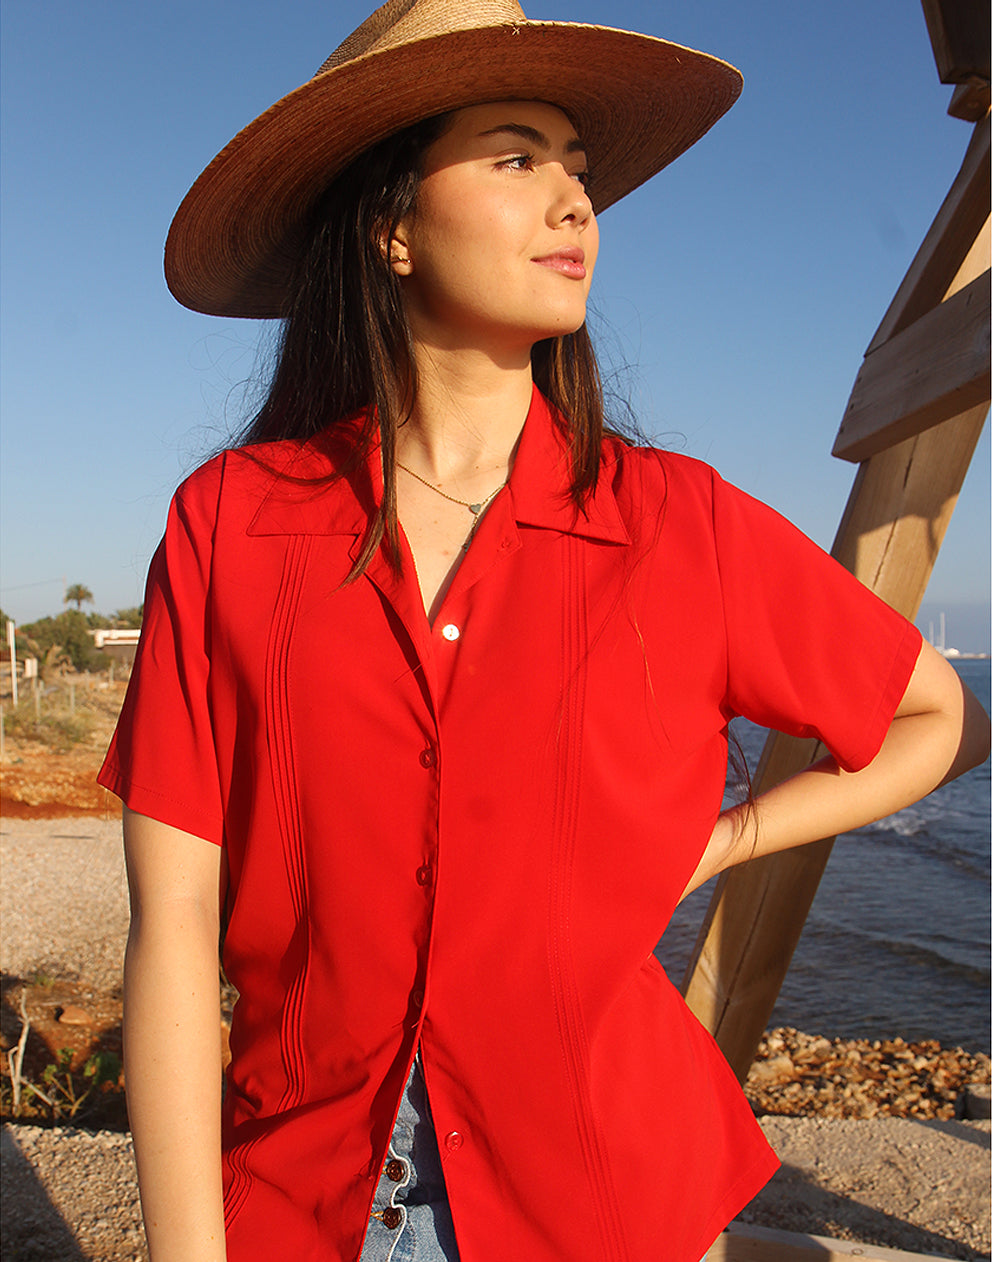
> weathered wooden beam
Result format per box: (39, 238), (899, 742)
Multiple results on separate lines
(948, 79), (991, 121)
(832, 270), (990, 461)
(714, 1220), (954, 1260)
(830, 407), (988, 600)
(831, 117), (989, 462)
(865, 114), (988, 351)
(682, 400), (988, 1082)
(920, 0), (990, 84)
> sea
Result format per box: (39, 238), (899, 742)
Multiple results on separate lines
(655, 658), (991, 1053)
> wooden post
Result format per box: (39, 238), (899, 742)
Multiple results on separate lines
(6, 620), (17, 709)
(833, 115), (989, 461)
(713, 1220), (954, 1260)
(833, 273), (989, 461)
(682, 107), (990, 1083)
(919, 0), (990, 86)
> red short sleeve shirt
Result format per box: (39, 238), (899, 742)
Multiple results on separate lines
(100, 388), (921, 1262)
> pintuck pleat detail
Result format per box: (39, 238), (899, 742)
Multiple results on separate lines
(548, 535), (630, 1262)
(224, 536), (313, 1231)
(266, 536), (313, 1111)
(223, 1141), (253, 1232)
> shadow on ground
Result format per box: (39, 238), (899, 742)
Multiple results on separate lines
(743, 1160), (982, 1260)
(0, 1128), (88, 1261)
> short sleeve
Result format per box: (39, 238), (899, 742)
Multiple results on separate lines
(711, 470), (922, 772)
(97, 456), (226, 844)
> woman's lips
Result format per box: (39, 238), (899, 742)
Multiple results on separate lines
(533, 249), (586, 280)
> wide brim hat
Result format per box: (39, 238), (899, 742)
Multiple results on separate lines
(165, 0), (742, 319)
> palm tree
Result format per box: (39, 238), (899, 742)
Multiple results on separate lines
(64, 583), (94, 611)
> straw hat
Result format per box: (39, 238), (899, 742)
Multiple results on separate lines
(165, 0), (742, 319)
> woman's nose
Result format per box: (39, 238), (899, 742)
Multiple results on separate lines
(550, 166), (594, 228)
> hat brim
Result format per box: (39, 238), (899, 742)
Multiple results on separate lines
(165, 22), (742, 318)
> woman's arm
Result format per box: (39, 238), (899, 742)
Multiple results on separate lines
(122, 806), (227, 1262)
(682, 641), (992, 899)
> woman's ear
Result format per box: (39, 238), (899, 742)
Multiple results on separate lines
(383, 224), (414, 277)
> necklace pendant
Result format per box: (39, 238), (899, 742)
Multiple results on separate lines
(467, 503), (482, 515)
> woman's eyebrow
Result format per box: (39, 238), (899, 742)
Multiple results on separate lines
(477, 123), (587, 156)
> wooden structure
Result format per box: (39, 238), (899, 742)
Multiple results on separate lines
(682, 0), (991, 1096)
(713, 1222), (955, 1261)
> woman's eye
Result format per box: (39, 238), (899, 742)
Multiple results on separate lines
(500, 153), (534, 172)
(573, 170), (591, 188)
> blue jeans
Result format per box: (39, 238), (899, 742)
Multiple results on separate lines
(359, 1055), (461, 1262)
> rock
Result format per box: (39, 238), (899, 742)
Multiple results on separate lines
(747, 1054), (795, 1087)
(57, 1004), (93, 1026)
(745, 1026), (991, 1122)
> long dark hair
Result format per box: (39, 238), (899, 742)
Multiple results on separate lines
(238, 111), (609, 577)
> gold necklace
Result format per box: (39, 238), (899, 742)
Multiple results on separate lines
(397, 462), (505, 550)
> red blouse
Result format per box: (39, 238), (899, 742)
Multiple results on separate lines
(99, 387), (921, 1261)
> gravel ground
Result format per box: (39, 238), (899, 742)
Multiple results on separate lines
(2, 815), (989, 1260)
(3, 1117), (988, 1261)
(747, 1116), (990, 1258)
(1, 816), (129, 994)
(2, 1125), (144, 1261)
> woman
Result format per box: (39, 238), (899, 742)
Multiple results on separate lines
(100, 3), (990, 1260)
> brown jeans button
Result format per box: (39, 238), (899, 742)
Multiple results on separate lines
(385, 1158), (406, 1182)
(382, 1206), (403, 1230)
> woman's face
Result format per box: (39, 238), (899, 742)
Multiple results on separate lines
(392, 101), (598, 357)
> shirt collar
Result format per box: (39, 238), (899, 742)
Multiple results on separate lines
(247, 384), (630, 546)
(507, 386), (629, 545)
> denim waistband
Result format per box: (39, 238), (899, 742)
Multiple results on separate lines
(359, 1055), (461, 1262)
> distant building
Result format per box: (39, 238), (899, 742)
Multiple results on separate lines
(92, 628), (141, 663)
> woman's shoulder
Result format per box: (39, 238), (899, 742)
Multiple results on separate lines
(602, 434), (722, 515)
(172, 428), (358, 517)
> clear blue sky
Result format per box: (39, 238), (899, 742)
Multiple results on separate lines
(2, 1), (989, 649)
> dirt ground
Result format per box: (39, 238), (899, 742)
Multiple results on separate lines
(1, 674), (126, 819)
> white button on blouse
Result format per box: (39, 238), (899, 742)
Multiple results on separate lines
(441, 624), (460, 641)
